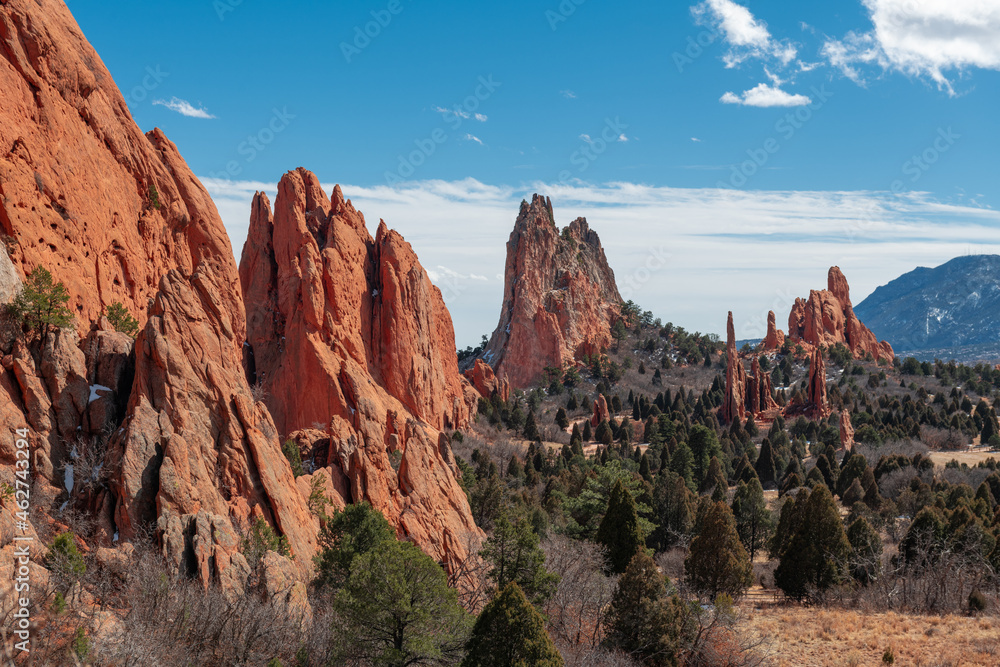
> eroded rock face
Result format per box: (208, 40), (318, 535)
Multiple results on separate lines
(0, 0), (228, 334)
(722, 312), (747, 424)
(591, 394), (610, 428)
(788, 267), (894, 362)
(464, 359), (510, 402)
(762, 310), (785, 351)
(840, 411), (854, 452)
(239, 169), (482, 570)
(807, 347), (831, 420)
(0, 0), (311, 590)
(481, 195), (622, 389)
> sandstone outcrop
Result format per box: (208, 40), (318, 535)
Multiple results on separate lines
(788, 267), (894, 362)
(840, 410), (854, 451)
(480, 195), (622, 388)
(762, 310), (785, 351)
(722, 312), (747, 424)
(239, 169), (482, 570)
(464, 358), (510, 402)
(0, 0), (315, 588)
(591, 394), (611, 428)
(807, 347), (831, 419)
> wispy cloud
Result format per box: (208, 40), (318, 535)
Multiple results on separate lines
(434, 106), (488, 122)
(463, 134), (485, 145)
(560, 90), (577, 99)
(691, 0), (797, 68)
(152, 97), (216, 119)
(720, 83), (811, 107)
(203, 175), (1000, 346)
(691, 137), (702, 143)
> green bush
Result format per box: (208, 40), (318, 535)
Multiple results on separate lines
(105, 301), (139, 337)
(48, 532), (86, 580)
(241, 516), (291, 570)
(149, 182), (161, 210)
(282, 440), (304, 477)
(9, 267), (73, 339)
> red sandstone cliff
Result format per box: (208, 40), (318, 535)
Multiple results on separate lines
(788, 267), (894, 362)
(239, 169), (482, 569)
(480, 195), (622, 388)
(0, 0), (314, 588)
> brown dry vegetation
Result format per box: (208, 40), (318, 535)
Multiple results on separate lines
(746, 606), (1000, 666)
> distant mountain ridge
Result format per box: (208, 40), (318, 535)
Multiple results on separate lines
(855, 255), (1000, 355)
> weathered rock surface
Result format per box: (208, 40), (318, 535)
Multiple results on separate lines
(0, 0), (226, 334)
(480, 195), (622, 388)
(591, 394), (611, 428)
(722, 312), (747, 424)
(762, 310), (785, 351)
(464, 358), (510, 402)
(788, 267), (894, 362)
(840, 410), (854, 451)
(807, 347), (831, 419)
(239, 169), (482, 570)
(0, 0), (314, 590)
(0, 245), (18, 303)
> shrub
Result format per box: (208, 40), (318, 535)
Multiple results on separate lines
(968, 589), (988, 614)
(282, 440), (304, 477)
(9, 266), (73, 339)
(882, 647), (895, 664)
(241, 516), (291, 570)
(105, 301), (139, 337)
(149, 182), (161, 210)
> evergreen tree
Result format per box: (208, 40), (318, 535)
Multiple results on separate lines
(700, 455), (728, 497)
(462, 583), (563, 667)
(597, 479), (646, 574)
(10, 267), (73, 340)
(639, 452), (653, 483)
(523, 410), (540, 441)
(583, 420), (593, 441)
(332, 540), (471, 666)
(669, 442), (696, 491)
(755, 438), (777, 488)
(604, 551), (686, 667)
(768, 496), (800, 560)
(685, 501), (752, 598)
(846, 517), (882, 584)
(596, 420), (613, 446)
(651, 471), (696, 550)
(555, 407), (569, 429)
(480, 510), (559, 607)
(731, 478), (774, 563)
(314, 502), (395, 589)
(774, 485), (850, 599)
(688, 425), (723, 488)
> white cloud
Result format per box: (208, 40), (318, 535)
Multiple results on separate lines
(560, 90), (577, 99)
(579, 134), (593, 144)
(720, 83), (811, 107)
(203, 176), (1000, 347)
(691, 137), (702, 142)
(617, 134), (629, 143)
(474, 113), (488, 122)
(824, 0), (1000, 94)
(152, 97), (215, 119)
(463, 134), (485, 145)
(691, 0), (797, 67)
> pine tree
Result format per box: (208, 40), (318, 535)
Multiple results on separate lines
(669, 442), (696, 492)
(685, 501), (752, 598)
(605, 551), (686, 667)
(597, 479), (646, 574)
(462, 583), (563, 667)
(10, 267), (73, 340)
(479, 510), (559, 607)
(846, 517), (882, 584)
(731, 478), (774, 563)
(700, 455), (728, 497)
(774, 485), (850, 599)
(639, 452), (652, 483)
(755, 438), (777, 488)
(523, 410), (540, 441)
(555, 407), (569, 429)
(651, 471), (696, 550)
(583, 420), (593, 442)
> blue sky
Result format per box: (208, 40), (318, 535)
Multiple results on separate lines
(72, 1), (1000, 347)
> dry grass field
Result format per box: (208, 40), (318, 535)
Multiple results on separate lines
(745, 606), (1000, 666)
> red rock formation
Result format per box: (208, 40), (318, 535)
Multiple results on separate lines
(464, 358), (510, 402)
(239, 169), (482, 570)
(747, 355), (780, 415)
(762, 310), (785, 351)
(722, 312), (747, 424)
(0, 0), (316, 586)
(481, 195), (621, 388)
(0, 0), (228, 335)
(788, 267), (894, 362)
(840, 411), (854, 451)
(591, 394), (610, 427)
(807, 347), (831, 419)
